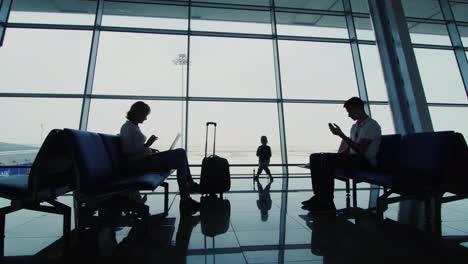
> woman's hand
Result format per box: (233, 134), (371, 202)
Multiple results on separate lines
(145, 135), (158, 147)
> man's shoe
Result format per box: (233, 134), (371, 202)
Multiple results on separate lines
(304, 201), (336, 213)
(301, 195), (319, 205)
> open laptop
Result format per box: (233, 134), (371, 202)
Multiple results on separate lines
(168, 133), (181, 150)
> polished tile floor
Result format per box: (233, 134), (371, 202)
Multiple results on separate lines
(1, 177), (468, 263)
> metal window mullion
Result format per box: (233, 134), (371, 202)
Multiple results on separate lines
(79, 0), (103, 131)
(0, 0), (12, 46)
(184, 1), (191, 150)
(343, 0), (371, 113)
(440, 0), (468, 97)
(270, 1), (287, 263)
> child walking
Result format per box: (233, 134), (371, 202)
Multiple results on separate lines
(255, 135), (273, 181)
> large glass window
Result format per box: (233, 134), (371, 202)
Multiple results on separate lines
(0, 98), (82, 166)
(190, 7), (271, 34)
(370, 104), (396, 135)
(102, 1), (188, 30)
(93, 32), (187, 96)
(275, 0), (344, 11)
(187, 101), (281, 175)
(429, 106), (468, 138)
(278, 40), (358, 100)
(401, 0), (443, 20)
(0, 28), (92, 94)
(359, 44), (388, 102)
(450, 1), (468, 22)
(407, 22), (451, 46)
(414, 48), (467, 104)
(284, 103), (355, 173)
(354, 17), (375, 41)
(459, 26), (468, 47)
(189, 36), (276, 98)
(9, 0), (96, 25)
(87, 99), (184, 151)
(276, 13), (348, 39)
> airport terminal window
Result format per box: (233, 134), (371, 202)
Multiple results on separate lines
(276, 13), (349, 39)
(414, 48), (467, 104)
(0, 28), (92, 94)
(354, 17), (375, 41)
(102, 1), (188, 30)
(283, 103), (355, 174)
(459, 26), (468, 47)
(193, 0), (269, 6)
(430, 106), (468, 138)
(0, 98), (81, 167)
(190, 7), (271, 35)
(87, 99), (184, 151)
(359, 44), (388, 102)
(278, 40), (358, 100)
(350, 0), (369, 13)
(407, 22), (451, 46)
(93, 32), (188, 96)
(275, 0), (344, 11)
(8, 0), (96, 25)
(401, 0), (443, 20)
(187, 101), (281, 175)
(369, 104), (396, 135)
(450, 1), (468, 22)
(189, 36), (276, 99)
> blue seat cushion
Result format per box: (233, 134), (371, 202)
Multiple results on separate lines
(80, 172), (170, 195)
(0, 175), (29, 198)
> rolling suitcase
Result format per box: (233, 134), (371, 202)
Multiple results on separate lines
(200, 122), (231, 197)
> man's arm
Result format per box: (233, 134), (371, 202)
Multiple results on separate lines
(329, 123), (372, 155)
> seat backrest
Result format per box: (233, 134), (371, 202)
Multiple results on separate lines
(64, 128), (114, 192)
(28, 129), (75, 199)
(98, 133), (127, 178)
(398, 131), (455, 184)
(376, 134), (402, 172)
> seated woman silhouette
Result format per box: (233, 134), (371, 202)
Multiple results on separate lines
(120, 101), (200, 212)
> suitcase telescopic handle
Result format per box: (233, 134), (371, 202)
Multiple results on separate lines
(205, 122), (217, 157)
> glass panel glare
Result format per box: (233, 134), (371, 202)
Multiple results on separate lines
(414, 48), (467, 104)
(87, 99), (184, 151)
(0, 98), (81, 166)
(429, 106), (468, 139)
(93, 32), (187, 96)
(359, 44), (388, 101)
(279, 41), (358, 100)
(0, 28), (92, 94)
(276, 13), (348, 38)
(191, 7), (271, 34)
(189, 36), (276, 98)
(9, 0), (96, 25)
(408, 22), (451, 46)
(102, 2), (188, 30)
(284, 103), (355, 174)
(401, 0), (443, 20)
(275, 0), (344, 11)
(187, 102), (282, 174)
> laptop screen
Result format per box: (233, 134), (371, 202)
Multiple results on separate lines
(169, 133), (181, 150)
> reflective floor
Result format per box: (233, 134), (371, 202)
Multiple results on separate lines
(1, 177), (468, 263)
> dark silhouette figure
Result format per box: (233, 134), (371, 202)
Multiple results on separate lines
(120, 101), (200, 213)
(255, 135), (273, 181)
(302, 97), (382, 213)
(255, 179), (273, 222)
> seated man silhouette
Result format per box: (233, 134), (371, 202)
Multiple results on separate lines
(302, 97), (381, 212)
